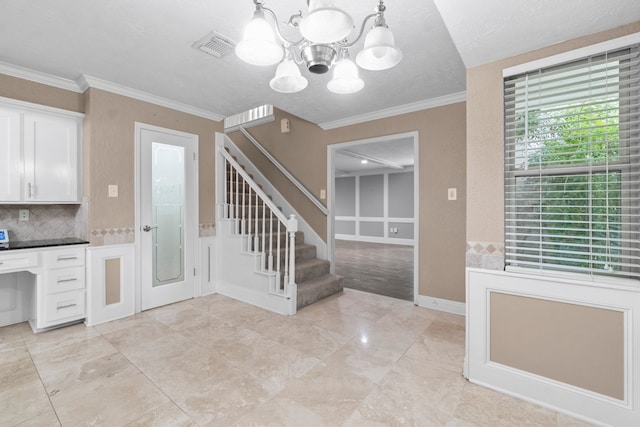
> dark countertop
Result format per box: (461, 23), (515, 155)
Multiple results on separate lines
(0, 237), (89, 251)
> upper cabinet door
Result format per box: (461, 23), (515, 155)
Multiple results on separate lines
(23, 112), (81, 203)
(0, 107), (22, 201)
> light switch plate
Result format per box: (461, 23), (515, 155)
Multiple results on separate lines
(108, 184), (118, 198)
(320, 189), (326, 200)
(448, 188), (457, 201)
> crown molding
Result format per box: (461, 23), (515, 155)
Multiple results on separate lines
(0, 61), (83, 92)
(318, 91), (467, 130)
(78, 75), (224, 122)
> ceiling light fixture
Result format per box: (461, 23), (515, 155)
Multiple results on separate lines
(236, 0), (402, 95)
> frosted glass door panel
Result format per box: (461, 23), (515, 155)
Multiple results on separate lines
(152, 142), (185, 288)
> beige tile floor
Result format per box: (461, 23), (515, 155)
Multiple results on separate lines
(1, 289), (592, 426)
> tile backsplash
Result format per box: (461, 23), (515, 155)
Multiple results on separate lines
(0, 204), (86, 241)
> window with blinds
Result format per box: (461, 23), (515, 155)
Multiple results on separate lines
(504, 44), (640, 280)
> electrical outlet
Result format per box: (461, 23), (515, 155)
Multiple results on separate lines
(448, 188), (457, 201)
(19, 209), (29, 221)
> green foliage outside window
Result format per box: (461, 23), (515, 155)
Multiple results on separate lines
(512, 100), (622, 272)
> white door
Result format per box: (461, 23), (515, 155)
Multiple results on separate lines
(138, 124), (198, 311)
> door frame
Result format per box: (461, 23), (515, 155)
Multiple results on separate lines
(134, 122), (199, 313)
(327, 131), (420, 303)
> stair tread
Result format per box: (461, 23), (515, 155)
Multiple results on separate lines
(297, 273), (343, 287)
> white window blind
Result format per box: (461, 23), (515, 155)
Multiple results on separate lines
(504, 44), (640, 279)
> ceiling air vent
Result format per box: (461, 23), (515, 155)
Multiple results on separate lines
(193, 31), (236, 58)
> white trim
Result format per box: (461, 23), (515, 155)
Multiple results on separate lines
(0, 61), (83, 92)
(319, 92), (467, 130)
(0, 96), (84, 118)
(466, 267), (640, 426)
(0, 62), (227, 121)
(418, 295), (466, 316)
(80, 75), (224, 121)
(503, 32), (640, 77)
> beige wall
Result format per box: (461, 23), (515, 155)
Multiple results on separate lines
(490, 293), (624, 400)
(229, 103), (467, 302)
(83, 88), (221, 237)
(467, 21), (640, 244)
(0, 74), (83, 113)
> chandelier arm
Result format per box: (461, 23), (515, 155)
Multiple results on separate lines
(261, 6), (305, 46)
(339, 12), (378, 48)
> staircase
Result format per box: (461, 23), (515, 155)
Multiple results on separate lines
(217, 145), (343, 314)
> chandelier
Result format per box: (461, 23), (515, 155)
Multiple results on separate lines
(235, 0), (402, 94)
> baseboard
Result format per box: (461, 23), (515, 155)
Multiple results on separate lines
(216, 279), (294, 316)
(335, 235), (415, 246)
(418, 295), (465, 316)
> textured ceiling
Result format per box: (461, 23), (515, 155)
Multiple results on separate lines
(432, 0), (640, 68)
(335, 137), (414, 174)
(0, 1), (638, 128)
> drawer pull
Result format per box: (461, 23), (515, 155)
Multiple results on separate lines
(57, 278), (78, 283)
(57, 256), (78, 261)
(57, 303), (77, 310)
(0, 261), (3, 265)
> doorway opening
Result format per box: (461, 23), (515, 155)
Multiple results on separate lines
(328, 132), (419, 302)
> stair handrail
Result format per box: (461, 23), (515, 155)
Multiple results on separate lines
(238, 126), (329, 216)
(219, 146), (289, 225)
(219, 144), (298, 304)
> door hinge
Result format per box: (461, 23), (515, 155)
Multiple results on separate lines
(193, 152), (196, 161)
(194, 268), (196, 276)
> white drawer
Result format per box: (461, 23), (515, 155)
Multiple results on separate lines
(0, 251), (38, 273)
(44, 289), (85, 324)
(45, 266), (85, 294)
(43, 247), (85, 268)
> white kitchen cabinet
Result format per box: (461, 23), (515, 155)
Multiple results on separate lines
(0, 98), (83, 204)
(0, 243), (88, 331)
(38, 246), (86, 329)
(0, 107), (21, 201)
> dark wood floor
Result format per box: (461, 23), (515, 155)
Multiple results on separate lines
(334, 240), (414, 301)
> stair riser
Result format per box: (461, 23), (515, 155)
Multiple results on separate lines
(297, 276), (344, 310)
(295, 261), (330, 283)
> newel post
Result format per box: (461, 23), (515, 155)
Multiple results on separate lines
(287, 214), (298, 299)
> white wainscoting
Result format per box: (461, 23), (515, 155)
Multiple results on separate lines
(85, 244), (135, 326)
(466, 268), (640, 426)
(200, 236), (216, 296)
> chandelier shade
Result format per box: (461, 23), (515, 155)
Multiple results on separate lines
(327, 57), (364, 94)
(235, 0), (401, 94)
(235, 9), (283, 66)
(299, 0), (354, 44)
(270, 59), (309, 93)
(356, 25), (402, 70)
